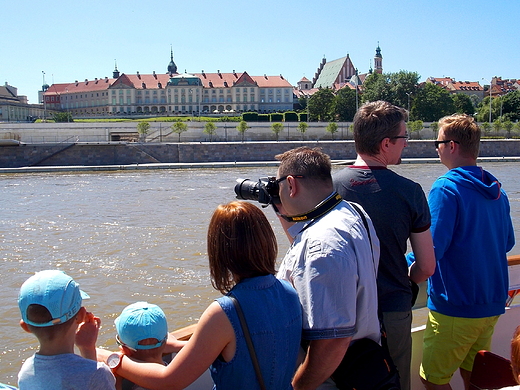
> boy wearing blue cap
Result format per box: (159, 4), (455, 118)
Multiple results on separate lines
(111, 302), (169, 390)
(17, 270), (115, 390)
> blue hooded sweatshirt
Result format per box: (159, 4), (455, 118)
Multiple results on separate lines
(412, 166), (515, 318)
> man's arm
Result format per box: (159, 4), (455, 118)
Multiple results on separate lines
(408, 229), (436, 284)
(293, 337), (351, 390)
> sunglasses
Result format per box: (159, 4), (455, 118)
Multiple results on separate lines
(434, 140), (460, 148)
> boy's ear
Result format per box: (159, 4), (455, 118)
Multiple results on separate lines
(20, 320), (31, 334)
(75, 307), (87, 323)
(121, 345), (135, 356)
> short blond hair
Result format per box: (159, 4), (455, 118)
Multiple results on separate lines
(438, 114), (481, 159)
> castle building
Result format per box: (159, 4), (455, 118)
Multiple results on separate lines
(43, 51), (293, 117)
(1, 82), (46, 122)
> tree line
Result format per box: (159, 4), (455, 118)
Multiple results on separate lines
(303, 71), (520, 127)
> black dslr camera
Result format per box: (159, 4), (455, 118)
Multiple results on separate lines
(234, 177), (280, 206)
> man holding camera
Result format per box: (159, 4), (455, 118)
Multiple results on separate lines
(274, 146), (381, 390)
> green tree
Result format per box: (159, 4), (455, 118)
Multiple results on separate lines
(361, 72), (390, 103)
(492, 119), (502, 137)
(407, 120), (424, 139)
(430, 122), (439, 138)
(298, 96), (308, 110)
(502, 120), (514, 138)
(171, 121), (188, 142)
(475, 96), (494, 122)
(362, 70), (420, 109)
(52, 112), (73, 123)
(514, 122), (520, 137)
(481, 122), (491, 136)
(236, 120), (249, 142)
(501, 91), (520, 121)
(297, 122), (308, 141)
(334, 88), (357, 122)
(307, 88), (335, 122)
(452, 93), (474, 115)
(203, 121), (217, 142)
(411, 83), (455, 122)
(137, 121), (150, 142)
(326, 122), (339, 140)
(388, 71), (420, 110)
(271, 122), (284, 141)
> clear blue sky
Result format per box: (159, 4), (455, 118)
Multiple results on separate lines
(3, 0), (519, 105)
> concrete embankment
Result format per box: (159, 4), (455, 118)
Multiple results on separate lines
(0, 139), (519, 173)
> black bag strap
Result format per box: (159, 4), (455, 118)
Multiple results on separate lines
(348, 202), (375, 270)
(347, 202), (398, 374)
(229, 295), (267, 390)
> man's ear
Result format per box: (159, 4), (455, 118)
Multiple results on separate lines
(20, 319), (31, 334)
(380, 138), (390, 152)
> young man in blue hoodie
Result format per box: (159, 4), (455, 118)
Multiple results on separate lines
(410, 114), (515, 390)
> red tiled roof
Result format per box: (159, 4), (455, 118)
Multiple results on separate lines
(251, 74), (292, 88)
(194, 71), (240, 88)
(293, 88), (319, 98)
(450, 81), (483, 92)
(113, 73), (171, 89)
(44, 71), (293, 97)
(46, 78), (116, 95)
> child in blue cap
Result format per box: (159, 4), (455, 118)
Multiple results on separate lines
(17, 269), (115, 390)
(112, 302), (169, 390)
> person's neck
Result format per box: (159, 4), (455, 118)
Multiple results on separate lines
(354, 154), (388, 168)
(38, 338), (75, 356)
(447, 156), (477, 170)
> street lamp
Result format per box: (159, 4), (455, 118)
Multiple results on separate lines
(406, 92), (412, 118)
(489, 78), (493, 123)
(354, 68), (359, 112)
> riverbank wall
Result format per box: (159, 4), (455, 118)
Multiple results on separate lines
(0, 139), (519, 168)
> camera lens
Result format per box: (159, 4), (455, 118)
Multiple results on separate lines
(234, 179), (260, 201)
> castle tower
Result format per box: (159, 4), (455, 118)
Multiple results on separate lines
(374, 43), (383, 74)
(167, 47), (177, 75)
(113, 60), (120, 78)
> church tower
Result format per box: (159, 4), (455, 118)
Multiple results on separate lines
(167, 47), (178, 75)
(374, 43), (383, 74)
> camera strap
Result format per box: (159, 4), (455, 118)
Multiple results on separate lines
(280, 192), (343, 223)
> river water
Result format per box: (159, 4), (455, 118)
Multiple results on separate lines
(1, 163), (519, 386)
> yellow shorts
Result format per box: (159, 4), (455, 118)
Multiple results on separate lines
(420, 310), (499, 385)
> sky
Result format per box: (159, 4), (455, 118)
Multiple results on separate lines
(3, 0), (520, 105)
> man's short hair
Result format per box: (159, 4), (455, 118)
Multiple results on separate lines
(512, 325), (520, 383)
(275, 146), (332, 184)
(353, 100), (408, 156)
(438, 114), (481, 159)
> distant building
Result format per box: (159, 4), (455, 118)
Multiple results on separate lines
(489, 77), (520, 97)
(296, 45), (383, 98)
(426, 77), (485, 100)
(0, 82), (46, 122)
(43, 50), (293, 117)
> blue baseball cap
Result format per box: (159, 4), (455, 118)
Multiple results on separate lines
(18, 270), (89, 327)
(115, 302), (168, 350)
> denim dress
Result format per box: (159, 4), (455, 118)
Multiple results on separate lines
(210, 274), (302, 390)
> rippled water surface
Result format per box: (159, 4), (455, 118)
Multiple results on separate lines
(1, 163), (519, 385)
